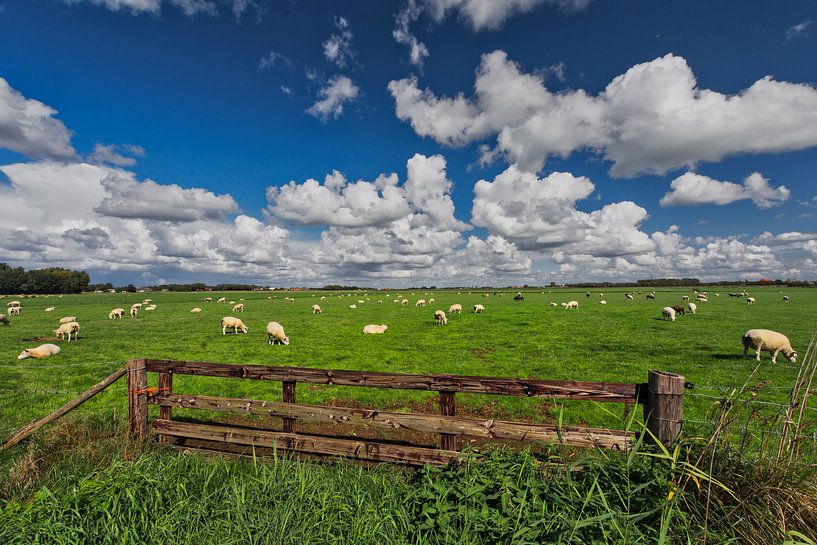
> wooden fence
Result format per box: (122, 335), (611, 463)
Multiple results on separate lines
(127, 359), (684, 466)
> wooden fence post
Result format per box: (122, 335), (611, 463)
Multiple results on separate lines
(127, 359), (148, 442)
(157, 371), (173, 445)
(439, 391), (456, 451)
(643, 370), (684, 447)
(282, 381), (296, 433)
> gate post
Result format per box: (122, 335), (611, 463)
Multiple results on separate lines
(643, 370), (684, 447)
(127, 359), (148, 441)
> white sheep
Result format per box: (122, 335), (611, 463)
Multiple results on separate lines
(7, 306), (21, 316)
(401, 299), (409, 306)
(320, 296), (326, 301)
(349, 304), (357, 309)
(131, 303), (143, 309)
(54, 321), (80, 341)
(232, 303), (245, 312)
(415, 299), (426, 308)
(625, 294), (634, 300)
(130, 306), (139, 318)
(363, 324), (388, 334)
(144, 305), (157, 311)
(428, 298), (435, 305)
(687, 302), (697, 315)
(646, 293), (656, 300)
(204, 297), (213, 302)
(217, 297), (226, 303)
(783, 295), (790, 302)
(109, 308), (124, 319)
(312, 304), (321, 314)
(45, 307), (55, 312)
(434, 310), (447, 325)
(448, 303), (462, 315)
(221, 316), (248, 335)
(7, 301), (21, 307)
(742, 329), (798, 364)
(564, 301), (579, 310)
(143, 299), (152, 304)
(682, 295), (689, 302)
(473, 304), (485, 314)
(266, 321), (289, 345)
(191, 307), (202, 313)
(549, 302), (558, 307)
(18, 343), (61, 360)
(662, 307), (676, 321)
(59, 316), (77, 324)
(599, 300), (607, 305)
(746, 297), (756, 305)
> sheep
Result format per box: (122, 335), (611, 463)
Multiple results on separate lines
(670, 304), (686, 316)
(687, 302), (697, 315)
(448, 303), (462, 315)
(599, 300), (607, 305)
(513, 293), (525, 301)
(742, 329), (798, 364)
(401, 299), (409, 306)
(662, 307), (676, 321)
(586, 292), (591, 298)
(221, 316), (248, 335)
(54, 321), (80, 341)
(204, 297), (213, 302)
(434, 310), (447, 325)
(217, 297), (226, 303)
(7, 301), (21, 307)
(646, 293), (656, 300)
(7, 306), (21, 316)
(266, 321), (289, 345)
(229, 301), (235, 305)
(783, 295), (790, 302)
(45, 307), (55, 312)
(746, 297), (756, 305)
(191, 307), (202, 313)
(312, 304), (321, 314)
(144, 305), (157, 311)
(473, 304), (485, 314)
(143, 299), (152, 304)
(428, 298), (435, 305)
(549, 302), (558, 307)
(564, 300), (579, 310)
(109, 308), (124, 319)
(681, 295), (689, 302)
(59, 316), (77, 324)
(349, 304), (357, 309)
(362, 324), (388, 334)
(625, 294), (634, 300)
(232, 303), (245, 312)
(131, 303), (143, 309)
(130, 306), (139, 318)
(320, 296), (326, 301)
(0, 314), (8, 326)
(18, 343), (61, 360)
(415, 299), (426, 308)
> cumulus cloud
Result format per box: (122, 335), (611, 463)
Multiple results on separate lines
(95, 173), (239, 221)
(322, 17), (355, 68)
(0, 77), (76, 160)
(393, 1), (430, 69)
(660, 172), (790, 208)
(306, 75), (359, 120)
(422, 0), (589, 31)
(87, 142), (146, 166)
(389, 51), (817, 177)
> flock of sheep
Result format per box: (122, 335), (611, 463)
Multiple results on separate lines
(1, 288), (799, 365)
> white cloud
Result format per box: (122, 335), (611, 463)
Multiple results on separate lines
(280, 85), (293, 96)
(393, 1), (430, 70)
(785, 19), (816, 42)
(660, 172), (790, 208)
(422, 0), (589, 31)
(306, 75), (359, 120)
(0, 77), (76, 160)
(389, 51), (817, 177)
(258, 51), (292, 70)
(87, 142), (145, 166)
(63, 0), (259, 20)
(322, 16), (355, 68)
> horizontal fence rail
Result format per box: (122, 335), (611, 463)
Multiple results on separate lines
(127, 359), (684, 466)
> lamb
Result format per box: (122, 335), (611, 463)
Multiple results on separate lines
(428, 298), (435, 305)
(746, 297), (756, 305)
(191, 307), (202, 313)
(448, 303), (462, 315)
(401, 299), (409, 306)
(7, 306), (21, 316)
(434, 310), (447, 325)
(0, 314), (8, 326)
(221, 316), (248, 335)
(783, 295), (790, 302)
(17, 343), (61, 360)
(742, 329), (797, 364)
(232, 303), (245, 312)
(473, 304), (485, 314)
(45, 307), (55, 312)
(564, 300), (579, 310)
(54, 321), (80, 341)
(670, 305), (686, 316)
(362, 324), (388, 334)
(266, 321), (289, 345)
(662, 307), (676, 321)
(415, 299), (426, 308)
(312, 304), (321, 314)
(59, 316), (77, 324)
(109, 308), (124, 319)
(130, 306), (139, 318)
(217, 297), (226, 303)
(687, 302), (697, 315)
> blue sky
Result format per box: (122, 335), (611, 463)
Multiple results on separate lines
(1, 0), (816, 286)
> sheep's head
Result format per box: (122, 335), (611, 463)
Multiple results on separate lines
(281, 336), (290, 345)
(785, 351), (798, 363)
(17, 349), (30, 360)
(241, 326), (248, 334)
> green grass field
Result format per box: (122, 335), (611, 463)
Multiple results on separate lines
(1, 286), (814, 441)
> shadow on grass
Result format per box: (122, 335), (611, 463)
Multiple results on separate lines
(711, 354), (745, 360)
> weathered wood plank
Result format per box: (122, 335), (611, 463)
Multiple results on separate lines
(127, 359), (148, 441)
(643, 370), (684, 447)
(152, 419), (463, 466)
(151, 393), (633, 449)
(144, 359), (638, 402)
(282, 381), (296, 433)
(439, 391), (457, 451)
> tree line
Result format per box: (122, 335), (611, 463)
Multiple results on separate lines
(0, 263), (90, 294)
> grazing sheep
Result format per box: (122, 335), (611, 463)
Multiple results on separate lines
(7, 306), (21, 316)
(312, 304), (321, 314)
(434, 310), (447, 325)
(513, 293), (525, 302)
(59, 316), (77, 324)
(54, 321), (80, 341)
(18, 343), (61, 360)
(362, 324), (388, 334)
(217, 297), (226, 303)
(428, 298), (435, 305)
(229, 301), (235, 305)
(599, 300), (607, 305)
(232, 303), (245, 312)
(401, 299), (409, 306)
(320, 296), (326, 301)
(742, 329), (798, 364)
(646, 293), (656, 300)
(0, 314), (8, 326)
(130, 306), (139, 318)
(204, 297), (213, 302)
(131, 303), (143, 309)
(266, 321), (289, 345)
(783, 295), (790, 302)
(564, 301), (579, 310)
(45, 307), (55, 312)
(682, 296), (689, 302)
(550, 302), (558, 307)
(448, 303), (462, 315)
(7, 301), (21, 307)
(144, 305), (157, 311)
(625, 294), (634, 300)
(586, 292), (591, 298)
(415, 299), (426, 308)
(143, 299), (152, 304)
(191, 307), (202, 313)
(670, 305), (686, 316)
(473, 304), (485, 314)
(662, 307), (676, 321)
(221, 316), (248, 335)
(349, 304), (357, 309)
(687, 302), (697, 315)
(746, 297), (756, 305)
(109, 308), (124, 319)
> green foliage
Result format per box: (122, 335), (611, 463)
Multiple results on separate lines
(0, 264), (89, 294)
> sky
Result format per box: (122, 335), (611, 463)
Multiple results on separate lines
(1, 0), (816, 287)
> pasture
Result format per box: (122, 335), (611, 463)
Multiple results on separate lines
(1, 287), (813, 443)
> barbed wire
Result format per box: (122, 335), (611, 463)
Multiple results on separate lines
(685, 391), (817, 413)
